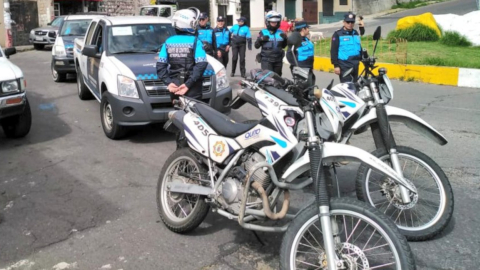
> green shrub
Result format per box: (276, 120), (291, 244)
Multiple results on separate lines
(423, 57), (451, 66)
(392, 0), (429, 9)
(440, 31), (472, 47)
(387, 23), (440, 42)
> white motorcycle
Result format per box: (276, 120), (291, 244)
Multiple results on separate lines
(159, 77), (415, 269)
(231, 26), (454, 241)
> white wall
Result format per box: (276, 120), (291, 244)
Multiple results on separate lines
(295, 0), (302, 19)
(276, 0), (285, 18)
(250, 0), (265, 28)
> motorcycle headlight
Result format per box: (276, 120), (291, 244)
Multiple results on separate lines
(117, 75), (139, 99)
(2, 80), (20, 93)
(215, 68), (229, 92)
(53, 45), (66, 57)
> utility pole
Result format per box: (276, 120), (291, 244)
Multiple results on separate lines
(0, 1), (4, 48)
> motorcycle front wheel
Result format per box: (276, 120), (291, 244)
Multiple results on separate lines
(356, 146), (454, 241)
(280, 197), (415, 270)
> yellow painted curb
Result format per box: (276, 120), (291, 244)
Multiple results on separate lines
(313, 56), (460, 86)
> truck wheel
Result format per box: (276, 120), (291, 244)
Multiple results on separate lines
(51, 61), (66, 82)
(2, 99), (32, 138)
(34, 44), (45, 50)
(77, 67), (93, 100)
(100, 91), (126, 140)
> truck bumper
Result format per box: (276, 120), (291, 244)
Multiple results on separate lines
(0, 92), (27, 120)
(108, 77), (232, 126)
(52, 55), (76, 74)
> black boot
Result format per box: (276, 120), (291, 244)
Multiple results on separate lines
(231, 72), (235, 77)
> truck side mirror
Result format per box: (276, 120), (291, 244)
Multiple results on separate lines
(4, 47), (17, 58)
(82, 45), (101, 58)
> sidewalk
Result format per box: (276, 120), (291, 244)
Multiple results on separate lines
(15, 45), (35, 53)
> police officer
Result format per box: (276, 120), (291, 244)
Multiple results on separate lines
(156, 7), (208, 100)
(286, 20), (315, 86)
(255, 11), (288, 76)
(230, 17), (252, 78)
(197, 12), (217, 57)
(331, 12), (362, 83)
(214, 15), (231, 67)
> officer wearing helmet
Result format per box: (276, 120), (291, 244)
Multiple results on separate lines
(255, 11), (288, 76)
(197, 12), (217, 57)
(156, 7), (208, 100)
(286, 20), (315, 87)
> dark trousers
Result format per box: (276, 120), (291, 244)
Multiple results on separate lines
(261, 61), (284, 77)
(232, 43), (246, 75)
(217, 49), (229, 68)
(339, 62), (359, 83)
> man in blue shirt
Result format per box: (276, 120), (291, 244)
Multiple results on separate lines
(331, 12), (362, 83)
(197, 12), (217, 57)
(255, 11), (288, 76)
(213, 16), (231, 67)
(156, 7), (208, 99)
(230, 17), (252, 78)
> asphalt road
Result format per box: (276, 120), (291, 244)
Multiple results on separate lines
(310, 0), (478, 37)
(1, 39), (480, 269)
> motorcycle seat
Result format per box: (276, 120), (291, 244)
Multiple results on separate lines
(264, 86), (299, 106)
(193, 103), (258, 137)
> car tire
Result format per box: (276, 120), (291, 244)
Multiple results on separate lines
(77, 66), (93, 100)
(33, 44), (45, 50)
(51, 61), (66, 82)
(100, 91), (126, 140)
(2, 99), (32, 138)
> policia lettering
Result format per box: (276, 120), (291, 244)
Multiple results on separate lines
(230, 16), (252, 78)
(156, 8), (208, 99)
(197, 12), (217, 57)
(214, 16), (231, 67)
(331, 12), (362, 83)
(255, 11), (287, 76)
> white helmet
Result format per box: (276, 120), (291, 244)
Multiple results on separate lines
(265, 11), (282, 31)
(172, 7), (200, 34)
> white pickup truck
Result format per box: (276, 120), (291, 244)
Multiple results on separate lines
(74, 16), (232, 140)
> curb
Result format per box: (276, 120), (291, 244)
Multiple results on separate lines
(16, 46), (35, 53)
(311, 56), (480, 88)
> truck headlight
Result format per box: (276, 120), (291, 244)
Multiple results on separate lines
(30, 30), (35, 35)
(53, 45), (66, 57)
(2, 80), (20, 93)
(117, 75), (139, 98)
(215, 68), (229, 92)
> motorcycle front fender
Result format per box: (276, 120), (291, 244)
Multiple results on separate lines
(350, 105), (448, 145)
(281, 142), (417, 193)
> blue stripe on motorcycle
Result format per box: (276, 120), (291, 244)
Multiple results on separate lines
(340, 100), (356, 108)
(270, 136), (287, 148)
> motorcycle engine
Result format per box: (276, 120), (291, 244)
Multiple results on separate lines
(219, 152), (271, 214)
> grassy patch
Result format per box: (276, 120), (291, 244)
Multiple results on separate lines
(387, 23), (439, 42)
(392, 0), (433, 9)
(440, 31), (472, 47)
(314, 38), (480, 68)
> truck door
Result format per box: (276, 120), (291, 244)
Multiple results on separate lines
(86, 21), (105, 97)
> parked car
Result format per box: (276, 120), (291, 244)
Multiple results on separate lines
(74, 16), (232, 139)
(0, 46), (31, 138)
(51, 14), (107, 82)
(29, 16), (64, 50)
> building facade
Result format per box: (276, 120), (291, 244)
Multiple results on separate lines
(209, 0), (304, 29)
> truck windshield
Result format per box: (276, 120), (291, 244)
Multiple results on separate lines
(108, 24), (175, 54)
(60, 20), (92, 36)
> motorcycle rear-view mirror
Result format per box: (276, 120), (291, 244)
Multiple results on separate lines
(326, 79), (334, 90)
(373, 26), (382, 41)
